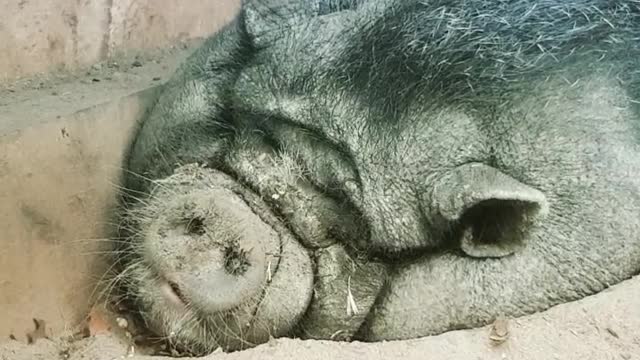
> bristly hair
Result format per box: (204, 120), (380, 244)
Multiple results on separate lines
(330, 0), (640, 117)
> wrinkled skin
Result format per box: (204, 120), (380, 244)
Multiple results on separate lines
(114, 0), (640, 355)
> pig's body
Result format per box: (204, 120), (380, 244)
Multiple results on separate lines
(116, 0), (640, 355)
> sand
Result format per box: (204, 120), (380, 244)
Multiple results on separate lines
(0, 38), (203, 136)
(0, 38), (208, 344)
(1, 274), (638, 360)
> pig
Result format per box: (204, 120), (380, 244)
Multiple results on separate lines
(112, 0), (640, 355)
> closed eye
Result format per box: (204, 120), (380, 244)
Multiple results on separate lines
(318, 0), (362, 15)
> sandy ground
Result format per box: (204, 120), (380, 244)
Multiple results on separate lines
(0, 38), (203, 136)
(0, 39), (207, 343)
(1, 274), (638, 360)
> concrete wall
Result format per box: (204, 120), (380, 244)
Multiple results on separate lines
(0, 0), (240, 81)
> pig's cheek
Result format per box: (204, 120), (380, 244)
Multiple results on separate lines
(225, 132), (367, 250)
(296, 244), (390, 341)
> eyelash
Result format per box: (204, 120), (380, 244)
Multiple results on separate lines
(317, 0), (360, 16)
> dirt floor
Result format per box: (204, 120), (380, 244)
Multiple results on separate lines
(0, 38), (208, 344)
(1, 274), (638, 360)
(1, 34), (639, 360)
(0, 38), (203, 136)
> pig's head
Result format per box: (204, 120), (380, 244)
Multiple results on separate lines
(113, 0), (640, 355)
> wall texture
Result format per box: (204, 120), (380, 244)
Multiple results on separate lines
(0, 0), (240, 81)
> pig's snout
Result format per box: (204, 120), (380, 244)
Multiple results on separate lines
(144, 187), (279, 314)
(158, 239), (266, 314)
(123, 165), (314, 353)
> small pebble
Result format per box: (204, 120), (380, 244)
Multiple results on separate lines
(132, 60), (143, 67)
(116, 317), (128, 329)
(152, 76), (162, 81)
(489, 317), (510, 345)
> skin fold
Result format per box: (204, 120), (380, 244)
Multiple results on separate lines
(114, 0), (640, 355)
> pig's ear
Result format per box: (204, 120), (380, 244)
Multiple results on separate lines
(432, 163), (549, 258)
(241, 0), (318, 46)
(241, 0), (361, 46)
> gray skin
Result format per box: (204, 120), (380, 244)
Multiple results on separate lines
(114, 0), (640, 355)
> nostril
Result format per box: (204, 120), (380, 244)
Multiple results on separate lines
(185, 216), (206, 235)
(223, 245), (250, 276)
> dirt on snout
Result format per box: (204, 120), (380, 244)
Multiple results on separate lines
(1, 275), (638, 360)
